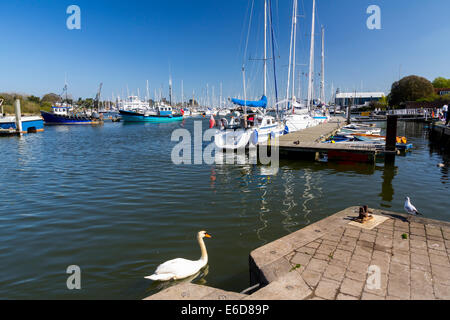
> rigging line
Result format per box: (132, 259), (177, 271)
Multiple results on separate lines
(243, 0), (255, 68)
(269, 0), (279, 106)
(237, 0), (252, 63)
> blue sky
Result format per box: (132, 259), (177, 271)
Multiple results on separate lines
(0, 0), (449, 103)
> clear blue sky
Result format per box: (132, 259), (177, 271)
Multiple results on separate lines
(0, 0), (449, 103)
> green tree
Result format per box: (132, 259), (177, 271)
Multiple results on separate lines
(388, 75), (434, 106)
(27, 95), (41, 104)
(432, 77), (450, 89)
(41, 93), (61, 105)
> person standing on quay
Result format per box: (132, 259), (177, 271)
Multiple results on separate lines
(443, 104), (449, 125)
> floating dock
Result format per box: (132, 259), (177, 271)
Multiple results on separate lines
(273, 118), (380, 163)
(144, 207), (450, 300)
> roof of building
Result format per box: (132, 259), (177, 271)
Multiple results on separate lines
(335, 92), (385, 99)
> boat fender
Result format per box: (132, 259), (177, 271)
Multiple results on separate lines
(252, 130), (258, 146)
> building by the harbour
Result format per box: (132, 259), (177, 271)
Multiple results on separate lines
(435, 88), (450, 96)
(335, 92), (385, 107)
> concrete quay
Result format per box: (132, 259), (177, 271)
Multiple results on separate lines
(249, 207), (450, 300)
(430, 122), (450, 152)
(145, 207), (450, 300)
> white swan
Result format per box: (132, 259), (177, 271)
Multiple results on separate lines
(145, 231), (212, 281)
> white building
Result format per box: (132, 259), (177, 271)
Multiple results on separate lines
(335, 92), (385, 107)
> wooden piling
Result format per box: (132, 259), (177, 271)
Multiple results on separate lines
(385, 115), (397, 152)
(14, 98), (23, 135)
(346, 106), (351, 124)
(385, 115), (398, 163)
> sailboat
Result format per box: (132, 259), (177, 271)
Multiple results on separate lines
(282, 0), (330, 133)
(281, 0), (316, 134)
(214, 0), (285, 150)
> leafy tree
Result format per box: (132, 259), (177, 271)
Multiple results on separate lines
(432, 77), (450, 89)
(42, 93), (61, 105)
(27, 95), (41, 103)
(388, 75), (434, 106)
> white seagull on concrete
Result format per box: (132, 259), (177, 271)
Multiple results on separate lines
(404, 197), (422, 222)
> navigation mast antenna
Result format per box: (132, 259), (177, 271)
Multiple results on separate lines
(307, 0), (316, 111)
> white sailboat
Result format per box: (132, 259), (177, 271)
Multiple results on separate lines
(214, 0), (284, 150)
(282, 0), (317, 134)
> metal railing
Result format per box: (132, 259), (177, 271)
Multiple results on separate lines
(386, 108), (441, 116)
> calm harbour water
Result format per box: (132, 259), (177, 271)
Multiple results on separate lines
(0, 118), (448, 299)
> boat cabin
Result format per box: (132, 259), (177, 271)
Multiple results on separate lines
(157, 105), (173, 116)
(51, 106), (71, 116)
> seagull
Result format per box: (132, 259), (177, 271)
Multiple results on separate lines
(404, 197), (422, 222)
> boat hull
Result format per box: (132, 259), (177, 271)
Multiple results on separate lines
(40, 111), (101, 125)
(0, 116), (44, 133)
(119, 110), (184, 122)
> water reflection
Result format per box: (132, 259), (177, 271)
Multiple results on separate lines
(145, 265), (210, 295)
(380, 162), (398, 207)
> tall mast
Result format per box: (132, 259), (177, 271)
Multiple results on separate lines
(169, 76), (173, 106)
(181, 80), (184, 107)
(307, 0), (316, 110)
(292, 0), (298, 102)
(264, 0), (267, 96)
(286, 0), (296, 110)
(206, 83), (209, 107)
(146, 80), (150, 102)
(220, 82), (223, 108)
(320, 26), (325, 105)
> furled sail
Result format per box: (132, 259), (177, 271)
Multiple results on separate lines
(231, 95), (267, 108)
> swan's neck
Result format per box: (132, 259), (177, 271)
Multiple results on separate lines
(197, 236), (208, 263)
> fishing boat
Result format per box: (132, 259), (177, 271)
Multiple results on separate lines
(41, 105), (102, 125)
(41, 81), (103, 125)
(117, 95), (150, 112)
(119, 105), (183, 122)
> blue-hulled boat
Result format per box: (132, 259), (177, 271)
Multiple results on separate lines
(119, 105), (183, 122)
(0, 115), (44, 133)
(41, 105), (102, 125)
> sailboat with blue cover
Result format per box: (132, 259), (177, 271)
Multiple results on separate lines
(214, 0), (285, 150)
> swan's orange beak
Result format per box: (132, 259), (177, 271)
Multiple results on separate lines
(205, 233), (212, 238)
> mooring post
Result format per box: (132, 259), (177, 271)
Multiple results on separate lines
(346, 105), (351, 124)
(385, 115), (397, 163)
(14, 98), (23, 135)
